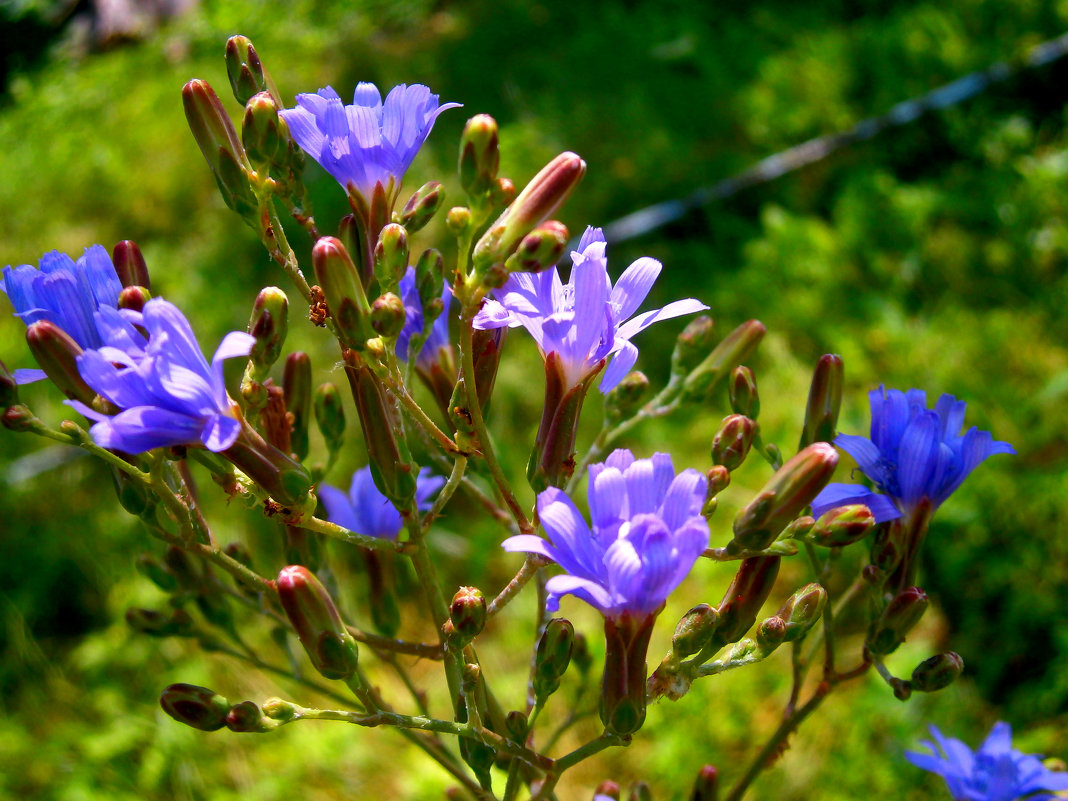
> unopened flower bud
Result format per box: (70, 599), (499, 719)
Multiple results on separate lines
(246, 286), (288, 378)
(136, 554), (178, 592)
(117, 286), (151, 312)
(472, 152), (586, 271)
(715, 556), (781, 646)
(729, 365), (759, 419)
(459, 114), (500, 197)
(596, 781), (621, 801)
(125, 607), (193, 637)
(313, 382), (345, 456)
(182, 79), (256, 216)
(690, 765), (719, 801)
(510, 220), (569, 274)
(731, 442), (838, 552)
(242, 91), (292, 169)
(492, 177), (516, 208)
(601, 613), (655, 735)
(226, 700), (271, 732)
(283, 351), (311, 461)
(160, 683), (230, 731)
(628, 782), (653, 801)
(224, 35), (281, 107)
(711, 414), (755, 471)
(534, 618), (575, 702)
(671, 604), (720, 659)
(414, 248), (445, 307)
(313, 237), (373, 346)
(399, 181), (445, 233)
(505, 710), (528, 742)
(337, 214), (363, 276)
(276, 565), (359, 680)
(868, 586), (929, 656)
(799, 354), (844, 449)
(446, 206), (472, 234)
(806, 504), (875, 548)
(262, 697), (298, 721)
(670, 316), (716, 379)
(373, 224), (409, 289)
(26, 321), (94, 403)
(447, 586), (486, 645)
(681, 320), (766, 402)
(870, 523), (905, 574)
(775, 582), (827, 642)
(756, 615), (787, 650)
(2, 404), (36, 432)
(605, 371), (650, 423)
(370, 292), (406, 339)
(911, 651), (963, 692)
(707, 465), (730, 497)
(112, 240), (151, 290)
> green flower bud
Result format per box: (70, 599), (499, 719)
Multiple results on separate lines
(731, 443), (838, 552)
(371, 292), (406, 339)
(605, 371), (650, 424)
(714, 556), (781, 646)
(262, 697), (298, 721)
(221, 420), (313, 510)
(446, 586), (487, 646)
(728, 365), (759, 419)
(670, 315), (716, 379)
(226, 700), (271, 732)
(459, 114), (500, 197)
(242, 91), (291, 169)
(246, 286), (288, 379)
(509, 220), (569, 274)
(160, 683), (231, 731)
(492, 177), (516, 208)
(706, 465), (730, 497)
(471, 326), (504, 411)
(681, 320), (766, 402)
(0, 358), (16, 409)
(690, 765), (719, 801)
(505, 710), (528, 742)
(112, 240), (151, 290)
(224, 35), (281, 107)
(373, 223), (410, 290)
(799, 354), (843, 450)
(313, 382), (346, 456)
(283, 352), (312, 462)
(313, 237), (373, 347)
(337, 214), (363, 279)
(775, 582), (827, 642)
(910, 651), (963, 692)
(25, 321), (94, 404)
(870, 523), (905, 574)
(117, 286), (151, 312)
(534, 617), (575, 702)
(671, 604), (720, 659)
(135, 554), (178, 593)
(806, 504), (876, 548)
(276, 565), (359, 680)
(868, 586), (929, 656)
(182, 79), (256, 217)
(399, 181), (445, 233)
(711, 414), (756, 471)
(446, 205), (472, 234)
(756, 615), (787, 650)
(414, 248), (445, 308)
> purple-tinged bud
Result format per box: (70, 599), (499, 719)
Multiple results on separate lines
(373, 224), (409, 289)
(0, 358), (17, 409)
(775, 582), (827, 642)
(492, 177), (516, 208)
(222, 420), (313, 510)
(472, 152), (586, 271)
(25, 321), (94, 404)
(681, 320), (766, 402)
(371, 292), (406, 339)
(510, 220), (569, 274)
(112, 240), (150, 290)
(690, 765), (719, 801)
(504, 710), (528, 742)
(283, 352), (311, 462)
(445, 586), (486, 646)
(182, 79), (256, 216)
(415, 248), (445, 308)
(799, 354), (843, 450)
(868, 586), (929, 656)
(313, 237), (373, 347)
(596, 781), (621, 801)
(755, 615), (787, 650)
(780, 515), (815, 541)
(136, 554), (179, 593)
(806, 504), (876, 548)
(711, 414), (755, 471)
(459, 114), (500, 197)
(276, 565), (359, 680)
(870, 523), (905, 574)
(534, 618), (575, 703)
(160, 683), (230, 731)
(337, 214), (363, 278)
(628, 782), (653, 801)
(605, 371), (650, 424)
(527, 350), (598, 491)
(670, 315), (716, 379)
(313, 382), (346, 456)
(226, 700), (272, 732)
(671, 604), (720, 659)
(707, 466), (730, 497)
(600, 612), (655, 735)
(117, 286), (151, 312)
(224, 35), (281, 107)
(445, 205), (472, 234)
(911, 651), (963, 692)
(731, 443), (839, 552)
(242, 91), (290, 168)
(398, 181), (446, 233)
(2, 404), (35, 432)
(714, 556), (781, 646)
(126, 608), (194, 637)
(246, 286), (288, 379)
(729, 365), (759, 419)
(471, 326), (504, 411)
(262, 697), (297, 721)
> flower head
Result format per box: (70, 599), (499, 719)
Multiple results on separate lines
(906, 722), (1068, 801)
(279, 83), (461, 200)
(70, 298), (255, 453)
(396, 265), (453, 371)
(319, 465), (444, 540)
(473, 227), (707, 393)
(503, 449), (709, 618)
(811, 386), (1015, 523)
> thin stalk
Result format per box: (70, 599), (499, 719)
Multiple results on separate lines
(487, 554), (547, 618)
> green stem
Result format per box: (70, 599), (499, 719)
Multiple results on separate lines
(487, 554), (546, 618)
(422, 455), (468, 529)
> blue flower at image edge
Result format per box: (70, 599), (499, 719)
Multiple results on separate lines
(396, 265), (453, 370)
(320, 466), (445, 540)
(906, 722), (1068, 801)
(811, 386), (1015, 523)
(502, 449), (709, 618)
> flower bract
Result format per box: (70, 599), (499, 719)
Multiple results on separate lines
(320, 465), (444, 540)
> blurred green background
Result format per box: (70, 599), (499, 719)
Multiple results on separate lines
(1, 0), (1067, 799)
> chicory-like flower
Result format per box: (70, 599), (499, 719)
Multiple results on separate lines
(279, 83), (461, 202)
(320, 465), (444, 540)
(906, 722), (1068, 801)
(70, 298), (255, 453)
(811, 386), (1015, 523)
(473, 226), (708, 394)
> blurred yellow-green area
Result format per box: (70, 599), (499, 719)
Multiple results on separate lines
(1, 1), (1067, 799)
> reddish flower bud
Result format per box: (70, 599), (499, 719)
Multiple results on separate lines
(276, 565), (359, 680)
(728, 365), (759, 419)
(799, 353), (844, 449)
(112, 240), (150, 290)
(711, 414), (756, 471)
(160, 683), (230, 731)
(868, 586), (929, 656)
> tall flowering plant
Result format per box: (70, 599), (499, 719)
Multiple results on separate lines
(0, 33), (1054, 801)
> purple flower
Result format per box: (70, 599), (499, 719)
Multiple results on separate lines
(396, 266), (453, 371)
(319, 466), (444, 540)
(68, 298), (255, 453)
(473, 227), (708, 393)
(502, 449), (709, 618)
(1, 245), (123, 382)
(906, 722), (1068, 801)
(279, 83), (461, 200)
(811, 386), (1015, 523)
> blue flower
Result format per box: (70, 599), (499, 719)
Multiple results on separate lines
(69, 298), (255, 453)
(906, 722), (1068, 801)
(396, 266), (453, 371)
(319, 466), (444, 540)
(473, 227), (708, 393)
(279, 83), (461, 200)
(1, 245), (124, 382)
(811, 386), (1015, 523)
(502, 449), (709, 618)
